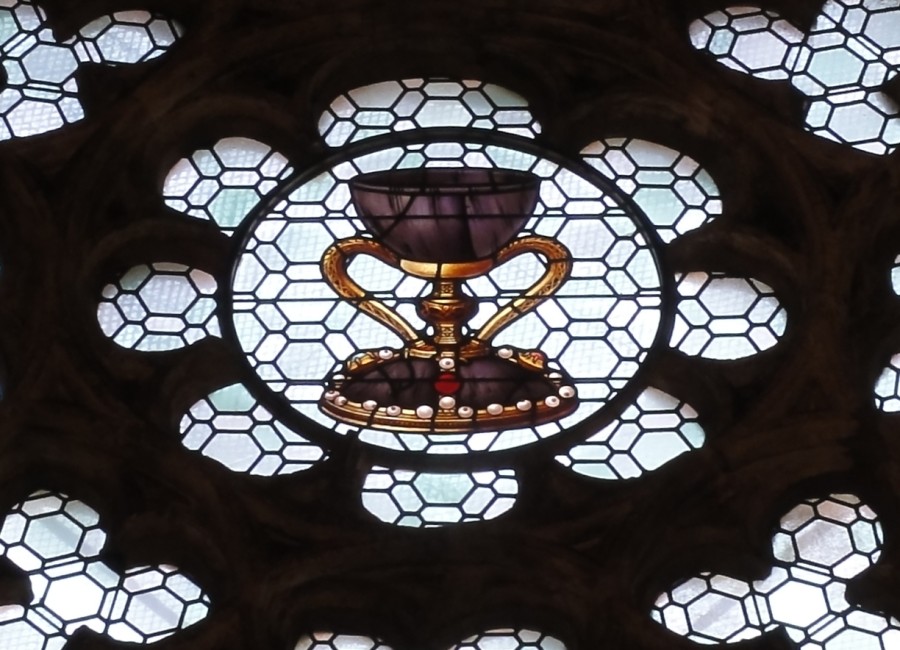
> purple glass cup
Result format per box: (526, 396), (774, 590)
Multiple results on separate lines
(349, 168), (541, 263)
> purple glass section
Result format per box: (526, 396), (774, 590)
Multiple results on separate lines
(350, 168), (540, 262)
(339, 357), (556, 409)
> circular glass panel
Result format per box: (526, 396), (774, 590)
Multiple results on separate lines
(231, 136), (664, 455)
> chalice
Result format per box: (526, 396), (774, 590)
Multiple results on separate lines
(319, 167), (579, 433)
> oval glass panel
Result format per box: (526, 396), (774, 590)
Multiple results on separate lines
(231, 138), (664, 455)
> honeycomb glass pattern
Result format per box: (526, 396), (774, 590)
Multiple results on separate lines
(873, 254), (900, 410)
(294, 630), (565, 650)
(231, 141), (663, 455)
(690, 6), (804, 80)
(670, 272), (787, 360)
(295, 633), (393, 650)
(147, 78), (786, 529)
(97, 263), (220, 351)
(0, 490), (209, 648)
(318, 78), (541, 147)
(162, 137), (293, 235)
(180, 383), (326, 476)
(690, 2), (900, 154)
(581, 138), (722, 243)
(554, 388), (705, 480)
(361, 468), (517, 527)
(892, 253), (900, 295)
(652, 494), (900, 648)
(0, 0), (181, 140)
(452, 629), (566, 650)
(874, 352), (900, 412)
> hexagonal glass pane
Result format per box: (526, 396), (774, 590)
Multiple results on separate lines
(451, 629), (567, 650)
(690, 7), (802, 80)
(0, 490), (210, 646)
(108, 566), (210, 643)
(0, 2), (182, 141)
(874, 255), (900, 408)
(76, 11), (182, 64)
(180, 383), (326, 476)
(295, 632), (394, 650)
(362, 467), (518, 527)
(97, 263), (220, 351)
(581, 138), (722, 243)
(653, 494), (900, 648)
(162, 137), (293, 235)
(688, 2), (900, 154)
(670, 273), (787, 359)
(556, 387), (704, 480)
(874, 352), (900, 412)
(318, 78), (542, 147)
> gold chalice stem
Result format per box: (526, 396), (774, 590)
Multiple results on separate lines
(417, 279), (478, 353)
(399, 258), (495, 358)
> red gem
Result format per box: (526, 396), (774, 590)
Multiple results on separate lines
(434, 372), (461, 395)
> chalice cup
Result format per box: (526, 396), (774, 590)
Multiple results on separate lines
(319, 168), (579, 434)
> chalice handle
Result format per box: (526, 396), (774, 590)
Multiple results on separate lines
(475, 235), (573, 343)
(321, 237), (421, 344)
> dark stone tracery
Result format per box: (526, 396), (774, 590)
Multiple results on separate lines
(0, 0), (898, 648)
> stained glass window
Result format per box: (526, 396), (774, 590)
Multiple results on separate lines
(93, 77), (790, 549)
(3, 0), (894, 645)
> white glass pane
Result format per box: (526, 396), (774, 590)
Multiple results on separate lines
(295, 632), (393, 650)
(318, 78), (541, 147)
(97, 263), (220, 351)
(556, 387), (704, 479)
(0, 491), (209, 646)
(180, 383), (326, 476)
(0, 1), (181, 140)
(874, 352), (900, 411)
(452, 629), (567, 650)
(582, 138), (722, 242)
(653, 494), (900, 648)
(162, 137), (292, 234)
(362, 468), (517, 527)
(670, 273), (787, 359)
(689, 2), (900, 154)
(689, 7), (802, 80)
(75, 11), (182, 64)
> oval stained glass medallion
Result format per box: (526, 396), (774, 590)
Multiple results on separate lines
(225, 132), (668, 457)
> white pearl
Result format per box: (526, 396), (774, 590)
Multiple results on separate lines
(416, 405), (434, 419)
(457, 406), (474, 418)
(547, 372), (562, 380)
(559, 386), (576, 399)
(498, 347), (513, 359)
(516, 400), (532, 411)
(438, 357), (455, 370)
(324, 390), (339, 402)
(438, 396), (456, 410)
(386, 405), (402, 416)
(362, 400), (378, 411)
(378, 348), (394, 360)
(545, 395), (560, 408)
(486, 403), (504, 416)
(333, 374), (346, 382)
(334, 396), (348, 406)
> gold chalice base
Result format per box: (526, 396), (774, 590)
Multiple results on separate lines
(318, 347), (579, 434)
